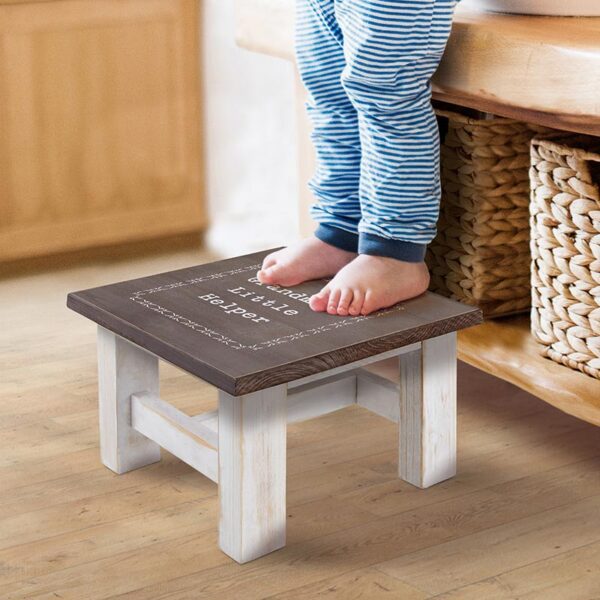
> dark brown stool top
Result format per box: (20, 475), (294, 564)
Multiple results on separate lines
(67, 250), (482, 395)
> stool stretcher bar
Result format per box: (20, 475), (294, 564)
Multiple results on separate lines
(129, 374), (360, 485)
(96, 325), (457, 563)
(132, 392), (219, 483)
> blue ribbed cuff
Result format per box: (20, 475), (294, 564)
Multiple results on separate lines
(314, 224), (359, 253)
(359, 232), (427, 263)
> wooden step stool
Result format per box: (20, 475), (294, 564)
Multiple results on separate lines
(67, 250), (481, 563)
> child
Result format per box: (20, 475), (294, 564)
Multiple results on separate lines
(257, 0), (458, 316)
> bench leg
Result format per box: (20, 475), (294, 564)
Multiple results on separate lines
(97, 326), (161, 474)
(399, 332), (457, 488)
(218, 385), (287, 563)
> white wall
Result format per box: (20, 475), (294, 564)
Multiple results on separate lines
(201, 0), (300, 257)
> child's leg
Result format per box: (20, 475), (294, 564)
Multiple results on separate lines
(257, 0), (361, 286)
(311, 0), (458, 315)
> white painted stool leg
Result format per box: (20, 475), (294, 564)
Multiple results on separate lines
(218, 385), (287, 563)
(399, 332), (457, 488)
(97, 326), (161, 474)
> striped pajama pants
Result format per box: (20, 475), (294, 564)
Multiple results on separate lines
(296, 0), (458, 262)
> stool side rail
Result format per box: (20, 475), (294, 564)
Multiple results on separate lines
(125, 366), (402, 486)
(131, 392), (219, 483)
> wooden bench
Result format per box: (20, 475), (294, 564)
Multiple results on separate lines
(67, 250), (482, 563)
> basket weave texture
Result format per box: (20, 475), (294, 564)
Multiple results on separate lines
(427, 109), (550, 317)
(530, 136), (600, 379)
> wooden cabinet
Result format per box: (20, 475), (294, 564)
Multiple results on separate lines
(0, 0), (205, 261)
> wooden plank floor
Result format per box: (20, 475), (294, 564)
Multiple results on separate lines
(1, 247), (599, 599)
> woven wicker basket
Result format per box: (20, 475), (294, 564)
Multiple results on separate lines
(530, 135), (600, 379)
(428, 108), (551, 317)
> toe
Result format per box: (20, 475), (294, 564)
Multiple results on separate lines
(336, 289), (353, 316)
(360, 290), (377, 315)
(309, 287), (330, 312)
(257, 255), (278, 282)
(348, 289), (365, 316)
(327, 288), (341, 315)
(257, 266), (275, 284)
(259, 263), (295, 286)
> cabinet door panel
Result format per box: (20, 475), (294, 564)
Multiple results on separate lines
(0, 0), (204, 260)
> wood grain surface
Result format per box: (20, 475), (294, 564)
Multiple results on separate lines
(458, 316), (600, 427)
(67, 250), (481, 395)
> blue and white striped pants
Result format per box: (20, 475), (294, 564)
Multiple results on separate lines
(296, 0), (458, 262)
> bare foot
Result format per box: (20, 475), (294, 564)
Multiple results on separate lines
(257, 237), (356, 287)
(309, 254), (430, 316)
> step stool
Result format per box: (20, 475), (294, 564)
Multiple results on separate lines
(67, 250), (481, 564)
